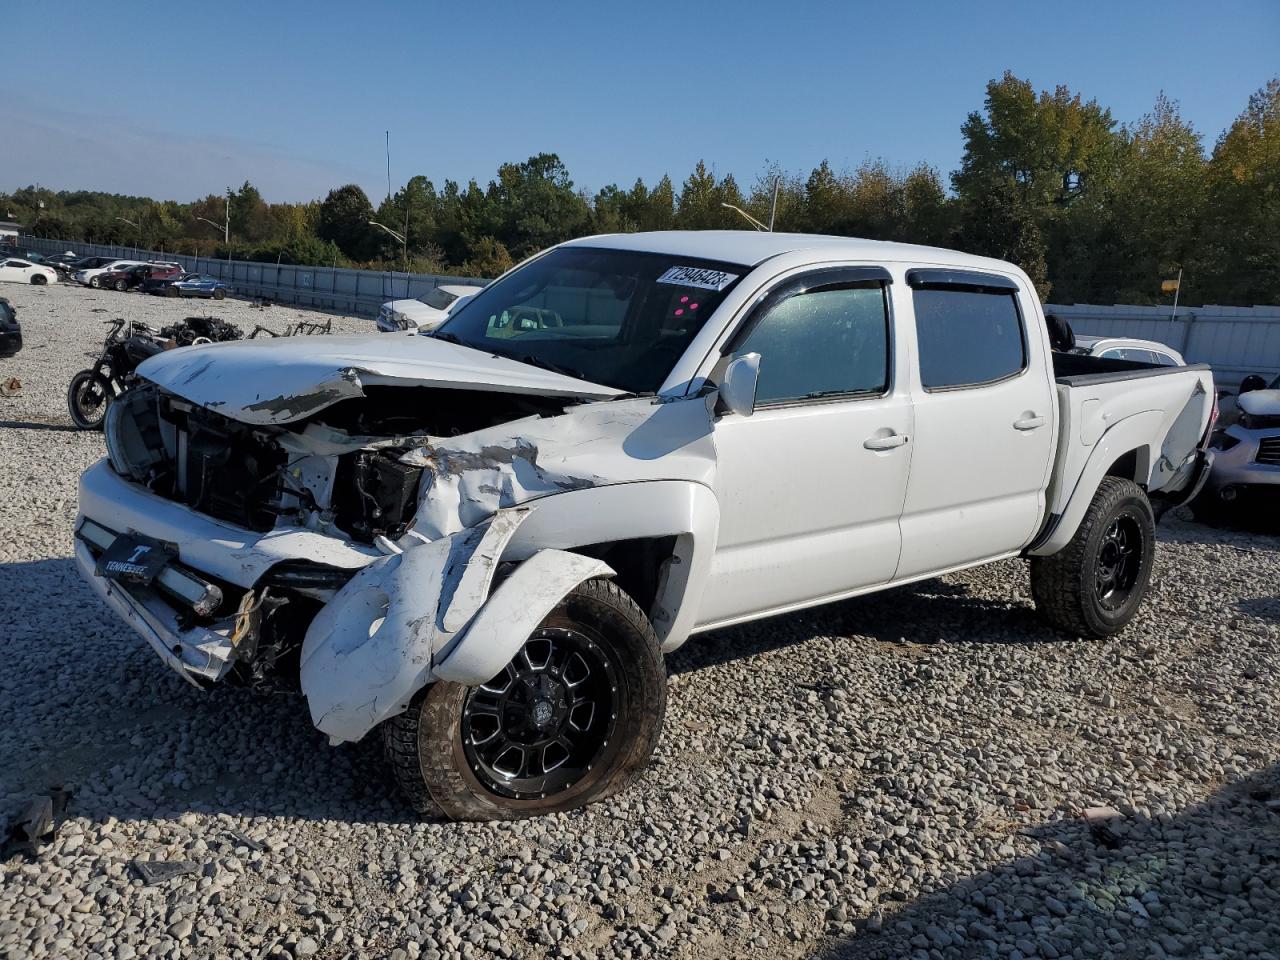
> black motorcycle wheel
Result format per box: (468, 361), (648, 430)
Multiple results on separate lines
(67, 371), (114, 430)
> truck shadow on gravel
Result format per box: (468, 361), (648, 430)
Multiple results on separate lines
(6, 554), (1051, 829)
(815, 762), (1280, 959)
(670, 576), (1049, 677)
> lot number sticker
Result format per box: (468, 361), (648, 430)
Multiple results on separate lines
(657, 266), (738, 291)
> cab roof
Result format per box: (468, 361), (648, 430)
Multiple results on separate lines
(561, 230), (1017, 272)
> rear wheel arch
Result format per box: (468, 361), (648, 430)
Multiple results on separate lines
(1104, 446), (1151, 488)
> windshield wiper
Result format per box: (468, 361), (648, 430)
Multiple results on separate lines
(515, 354), (589, 381)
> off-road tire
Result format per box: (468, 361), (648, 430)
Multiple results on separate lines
(382, 578), (666, 820)
(1030, 476), (1155, 638)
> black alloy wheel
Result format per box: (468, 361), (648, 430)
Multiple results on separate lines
(461, 627), (618, 800)
(1094, 515), (1144, 611)
(382, 578), (667, 820)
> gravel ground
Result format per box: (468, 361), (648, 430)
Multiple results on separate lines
(1, 281), (1278, 960)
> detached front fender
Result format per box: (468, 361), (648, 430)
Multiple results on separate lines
(299, 507), (613, 744)
(432, 549), (614, 684)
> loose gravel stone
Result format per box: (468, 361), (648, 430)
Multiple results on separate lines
(1, 280), (1278, 959)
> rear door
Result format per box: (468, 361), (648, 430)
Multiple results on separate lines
(698, 267), (914, 626)
(895, 268), (1055, 578)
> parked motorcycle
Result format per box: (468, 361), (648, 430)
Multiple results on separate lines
(66, 316), (245, 429)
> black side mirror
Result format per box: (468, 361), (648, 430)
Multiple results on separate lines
(1240, 374), (1267, 394)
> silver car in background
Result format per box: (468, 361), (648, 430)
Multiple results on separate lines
(1203, 374), (1280, 508)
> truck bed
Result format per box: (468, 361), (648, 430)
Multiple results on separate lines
(1051, 351), (1213, 386)
(1037, 352), (1215, 549)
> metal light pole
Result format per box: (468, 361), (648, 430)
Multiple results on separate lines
(195, 191), (230, 245)
(369, 220), (408, 273)
(114, 217), (140, 256)
(720, 202), (769, 232)
(720, 177), (781, 232)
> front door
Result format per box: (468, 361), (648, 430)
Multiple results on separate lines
(697, 268), (914, 627)
(896, 269), (1055, 579)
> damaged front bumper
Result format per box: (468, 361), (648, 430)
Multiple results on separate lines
(74, 530), (240, 687)
(77, 460), (618, 744)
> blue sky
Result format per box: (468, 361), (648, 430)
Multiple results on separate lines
(4, 0), (1277, 204)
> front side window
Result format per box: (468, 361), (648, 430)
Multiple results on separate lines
(437, 247), (746, 393)
(732, 283), (890, 406)
(912, 287), (1026, 389)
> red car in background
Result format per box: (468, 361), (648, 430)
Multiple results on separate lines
(98, 262), (182, 292)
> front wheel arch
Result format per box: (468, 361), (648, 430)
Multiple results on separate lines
(383, 577), (666, 820)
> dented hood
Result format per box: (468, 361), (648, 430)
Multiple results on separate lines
(135, 333), (624, 425)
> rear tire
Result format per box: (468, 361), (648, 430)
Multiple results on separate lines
(67, 371), (113, 430)
(382, 578), (666, 820)
(89, 276), (101, 288)
(166, 285), (180, 297)
(31, 274), (47, 285)
(212, 288), (226, 300)
(1030, 477), (1156, 638)
(114, 279), (127, 292)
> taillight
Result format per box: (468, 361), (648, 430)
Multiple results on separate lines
(1203, 397), (1219, 446)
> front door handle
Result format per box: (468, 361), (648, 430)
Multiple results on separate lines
(1014, 415), (1046, 431)
(864, 433), (909, 451)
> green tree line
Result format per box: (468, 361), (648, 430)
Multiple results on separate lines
(4, 73), (1277, 305)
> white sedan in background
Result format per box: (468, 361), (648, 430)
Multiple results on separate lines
(377, 284), (483, 332)
(1071, 335), (1185, 366)
(0, 258), (58, 285)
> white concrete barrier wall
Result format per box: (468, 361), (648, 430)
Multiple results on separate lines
(1046, 302), (1280, 390)
(18, 236), (486, 318)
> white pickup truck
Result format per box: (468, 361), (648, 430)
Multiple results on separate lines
(76, 232), (1215, 819)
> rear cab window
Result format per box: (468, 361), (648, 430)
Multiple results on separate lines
(907, 269), (1027, 390)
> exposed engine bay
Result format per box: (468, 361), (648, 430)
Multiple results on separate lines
(95, 381), (583, 687)
(104, 382), (571, 541)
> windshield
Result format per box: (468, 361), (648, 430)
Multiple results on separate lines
(433, 247), (746, 393)
(416, 287), (460, 310)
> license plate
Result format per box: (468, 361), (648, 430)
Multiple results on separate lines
(96, 533), (172, 585)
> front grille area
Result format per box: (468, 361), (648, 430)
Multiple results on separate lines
(107, 385), (287, 531)
(1256, 437), (1280, 466)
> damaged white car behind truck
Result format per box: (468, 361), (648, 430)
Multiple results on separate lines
(75, 232), (1215, 820)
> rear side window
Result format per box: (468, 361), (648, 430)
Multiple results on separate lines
(911, 287), (1026, 389)
(734, 284), (890, 406)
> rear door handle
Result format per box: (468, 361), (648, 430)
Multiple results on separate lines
(1014, 415), (1046, 431)
(864, 433), (909, 451)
